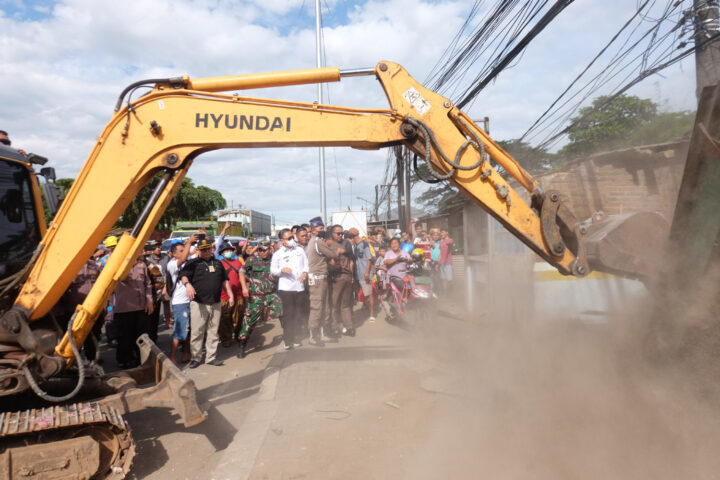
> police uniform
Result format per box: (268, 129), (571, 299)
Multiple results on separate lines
(238, 244), (282, 357)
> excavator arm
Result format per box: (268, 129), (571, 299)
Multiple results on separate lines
(2, 61), (641, 387)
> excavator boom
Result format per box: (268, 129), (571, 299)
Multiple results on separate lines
(0, 59), (666, 479)
(3, 61), (652, 374)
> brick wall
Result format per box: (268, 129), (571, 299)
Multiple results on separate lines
(526, 140), (689, 221)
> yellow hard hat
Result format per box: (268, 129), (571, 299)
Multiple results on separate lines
(104, 235), (118, 248)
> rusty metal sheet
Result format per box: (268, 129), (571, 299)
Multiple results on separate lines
(0, 435), (99, 480)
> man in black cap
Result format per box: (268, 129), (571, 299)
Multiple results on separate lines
(179, 238), (235, 368)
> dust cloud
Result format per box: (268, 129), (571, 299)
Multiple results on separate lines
(403, 285), (720, 479)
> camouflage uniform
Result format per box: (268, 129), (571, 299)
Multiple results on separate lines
(239, 254), (282, 341)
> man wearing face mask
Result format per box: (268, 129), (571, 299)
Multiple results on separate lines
(294, 226), (311, 337)
(218, 242), (248, 347)
(271, 229), (309, 349)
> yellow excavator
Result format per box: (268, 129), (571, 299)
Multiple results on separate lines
(0, 61), (708, 479)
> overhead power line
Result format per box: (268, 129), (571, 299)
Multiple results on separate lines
(427, 0), (556, 95)
(534, 30), (720, 150)
(520, 0), (704, 150)
(456, 0), (575, 108)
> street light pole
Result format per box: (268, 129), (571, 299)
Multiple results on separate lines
(315, 0), (327, 222)
(348, 177), (355, 209)
(356, 196), (371, 211)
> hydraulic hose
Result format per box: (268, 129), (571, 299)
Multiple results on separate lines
(22, 312), (85, 402)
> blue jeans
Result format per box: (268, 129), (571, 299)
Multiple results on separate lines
(171, 303), (191, 341)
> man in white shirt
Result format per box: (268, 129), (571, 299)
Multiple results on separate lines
(165, 235), (196, 366)
(271, 228), (309, 349)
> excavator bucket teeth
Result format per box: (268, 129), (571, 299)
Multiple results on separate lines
(97, 334), (207, 428)
(583, 211), (670, 280)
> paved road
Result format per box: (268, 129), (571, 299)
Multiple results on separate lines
(119, 301), (720, 479)
(123, 306), (438, 480)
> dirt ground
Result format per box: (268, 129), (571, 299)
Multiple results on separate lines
(116, 295), (720, 480)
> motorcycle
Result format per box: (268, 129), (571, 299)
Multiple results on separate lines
(381, 249), (436, 325)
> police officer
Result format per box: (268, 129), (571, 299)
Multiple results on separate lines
(304, 218), (340, 346)
(237, 240), (282, 358)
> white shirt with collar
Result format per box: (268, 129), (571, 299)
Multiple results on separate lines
(270, 244), (309, 292)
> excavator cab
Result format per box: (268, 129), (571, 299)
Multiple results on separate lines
(0, 146), (45, 285)
(0, 145), (206, 479)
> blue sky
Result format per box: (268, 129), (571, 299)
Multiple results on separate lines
(0, 0), (698, 225)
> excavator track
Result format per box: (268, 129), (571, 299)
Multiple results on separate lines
(0, 401), (134, 480)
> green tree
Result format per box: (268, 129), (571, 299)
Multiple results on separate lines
(558, 95), (657, 158)
(496, 139), (555, 175)
(56, 178), (75, 195)
(52, 176), (226, 229)
(558, 95), (696, 161)
(116, 175), (226, 229)
(559, 94), (658, 159)
(622, 110), (695, 146)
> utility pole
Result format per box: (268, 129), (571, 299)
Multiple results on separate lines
(694, 0), (720, 100)
(403, 147), (411, 232)
(374, 185), (379, 221)
(348, 177), (355, 209)
(395, 146), (405, 230)
(315, 0), (327, 223)
(380, 184), (393, 222)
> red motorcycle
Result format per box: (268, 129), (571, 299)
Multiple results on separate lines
(381, 250), (435, 325)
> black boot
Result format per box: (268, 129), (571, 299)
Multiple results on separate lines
(236, 338), (247, 359)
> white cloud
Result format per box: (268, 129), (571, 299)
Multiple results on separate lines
(0, 0), (697, 223)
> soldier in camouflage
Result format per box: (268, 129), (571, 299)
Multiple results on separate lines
(237, 240), (282, 358)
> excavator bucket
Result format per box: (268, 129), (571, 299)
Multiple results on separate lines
(93, 334), (207, 427)
(582, 211), (670, 281)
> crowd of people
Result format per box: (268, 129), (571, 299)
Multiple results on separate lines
(56, 219), (455, 370)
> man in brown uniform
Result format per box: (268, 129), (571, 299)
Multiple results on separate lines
(304, 218), (340, 346)
(113, 256), (154, 368)
(58, 256), (102, 362)
(328, 225), (355, 337)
